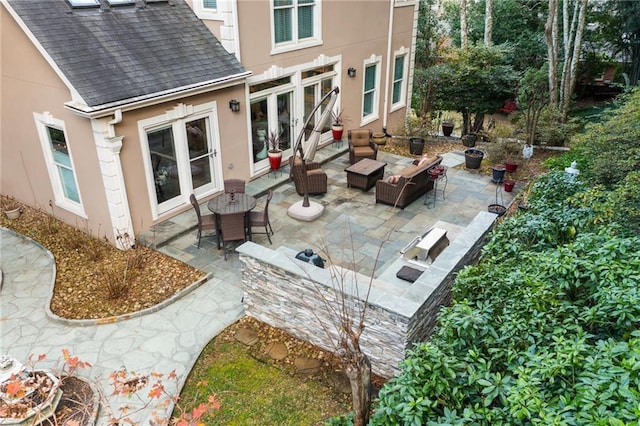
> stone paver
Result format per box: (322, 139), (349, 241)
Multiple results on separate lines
(0, 144), (518, 423)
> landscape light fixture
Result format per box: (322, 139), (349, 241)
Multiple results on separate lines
(347, 67), (356, 78)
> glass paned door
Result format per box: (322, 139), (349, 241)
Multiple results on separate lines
(186, 118), (214, 196)
(251, 98), (269, 167)
(277, 92), (293, 152)
(250, 91), (295, 173)
(148, 126), (180, 206)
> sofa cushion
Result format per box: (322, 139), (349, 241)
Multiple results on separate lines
(350, 129), (371, 146)
(386, 175), (401, 184)
(353, 146), (375, 156)
(400, 165), (419, 177)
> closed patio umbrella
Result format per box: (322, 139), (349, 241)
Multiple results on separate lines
(289, 87), (339, 218)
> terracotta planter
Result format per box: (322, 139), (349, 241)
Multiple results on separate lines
(372, 132), (387, 145)
(267, 151), (282, 171)
(504, 179), (515, 192)
(331, 126), (344, 141)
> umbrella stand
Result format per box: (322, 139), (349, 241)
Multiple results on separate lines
(290, 87), (339, 209)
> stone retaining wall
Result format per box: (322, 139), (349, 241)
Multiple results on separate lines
(238, 211), (496, 378)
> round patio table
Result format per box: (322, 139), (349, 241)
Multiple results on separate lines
(208, 193), (257, 249)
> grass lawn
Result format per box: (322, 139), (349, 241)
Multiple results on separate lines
(177, 318), (351, 425)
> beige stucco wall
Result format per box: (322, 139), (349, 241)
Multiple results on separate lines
(1, 6), (115, 239)
(111, 86), (249, 234)
(1, 4), (250, 240)
(236, 0), (415, 133)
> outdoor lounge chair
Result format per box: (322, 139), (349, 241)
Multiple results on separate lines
(289, 156), (327, 196)
(348, 129), (378, 165)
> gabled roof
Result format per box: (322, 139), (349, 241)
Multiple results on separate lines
(5, 0), (248, 112)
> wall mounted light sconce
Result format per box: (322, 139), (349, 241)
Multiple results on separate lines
(229, 99), (240, 112)
(347, 67), (356, 78)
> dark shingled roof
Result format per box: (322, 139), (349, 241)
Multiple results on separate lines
(6, 0), (247, 110)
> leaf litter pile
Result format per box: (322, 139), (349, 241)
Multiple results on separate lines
(1, 201), (203, 319)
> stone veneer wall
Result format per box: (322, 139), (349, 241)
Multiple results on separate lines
(237, 211), (497, 378)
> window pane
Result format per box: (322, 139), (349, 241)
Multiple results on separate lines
(251, 99), (269, 163)
(394, 56), (404, 79)
(148, 127), (180, 203)
(277, 92), (293, 151)
(58, 166), (80, 203)
(364, 65), (376, 91)
(274, 9), (292, 43)
(274, 0), (292, 6)
(363, 93), (373, 116)
(298, 4), (314, 39)
(46, 126), (80, 203)
(393, 81), (402, 104)
(203, 0), (217, 8)
(47, 127), (72, 168)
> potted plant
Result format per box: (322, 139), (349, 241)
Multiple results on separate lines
(462, 132), (478, 147)
(504, 178), (516, 192)
(2, 197), (22, 220)
(491, 164), (506, 183)
(464, 148), (484, 169)
(331, 108), (346, 141)
(441, 113), (454, 137)
(265, 130), (283, 171)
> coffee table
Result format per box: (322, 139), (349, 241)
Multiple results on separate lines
(345, 158), (387, 191)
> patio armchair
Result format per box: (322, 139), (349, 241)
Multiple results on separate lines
(348, 129), (378, 165)
(189, 194), (216, 248)
(289, 156), (327, 196)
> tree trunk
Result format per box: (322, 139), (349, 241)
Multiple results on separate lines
(484, 0), (493, 46)
(345, 352), (372, 426)
(560, 0), (588, 121)
(545, 0), (559, 108)
(472, 113), (485, 133)
(460, 0), (468, 48)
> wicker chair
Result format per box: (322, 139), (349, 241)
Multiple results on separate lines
(224, 179), (246, 194)
(189, 194), (216, 248)
(348, 129), (378, 165)
(249, 190), (274, 244)
(218, 212), (247, 260)
(289, 156), (327, 196)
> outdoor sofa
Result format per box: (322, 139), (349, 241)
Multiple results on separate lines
(375, 155), (443, 208)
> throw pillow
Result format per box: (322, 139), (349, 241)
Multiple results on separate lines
(386, 175), (401, 184)
(417, 155), (432, 168)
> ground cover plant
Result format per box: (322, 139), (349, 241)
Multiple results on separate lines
(369, 89), (640, 424)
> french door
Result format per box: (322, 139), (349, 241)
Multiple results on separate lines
(146, 115), (220, 215)
(250, 90), (294, 173)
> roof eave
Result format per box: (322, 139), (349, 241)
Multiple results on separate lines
(65, 71), (252, 118)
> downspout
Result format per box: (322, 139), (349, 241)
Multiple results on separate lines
(382, 0), (395, 135)
(107, 108), (122, 138)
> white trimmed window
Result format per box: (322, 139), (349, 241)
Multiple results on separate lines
(193, 0), (221, 20)
(33, 112), (85, 217)
(361, 56), (381, 124)
(272, 0), (322, 54)
(391, 49), (409, 109)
